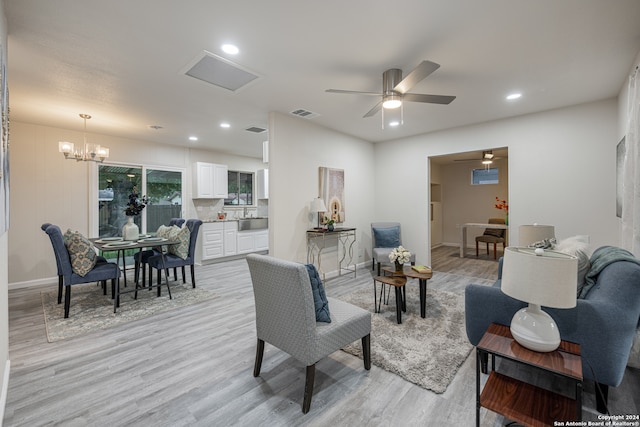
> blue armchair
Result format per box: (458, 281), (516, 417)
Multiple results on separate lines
(147, 219), (202, 292)
(465, 247), (640, 413)
(44, 224), (121, 318)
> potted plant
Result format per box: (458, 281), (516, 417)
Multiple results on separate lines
(123, 191), (147, 240)
(389, 246), (412, 271)
(324, 216), (335, 231)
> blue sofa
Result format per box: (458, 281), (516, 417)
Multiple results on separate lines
(465, 246), (640, 413)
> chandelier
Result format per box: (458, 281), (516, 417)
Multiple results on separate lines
(58, 114), (110, 162)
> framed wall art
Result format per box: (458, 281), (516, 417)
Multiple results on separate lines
(319, 167), (345, 224)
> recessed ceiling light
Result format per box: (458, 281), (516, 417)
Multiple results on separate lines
(189, 136), (198, 141)
(388, 121), (400, 127)
(506, 93), (522, 100)
(220, 122), (231, 128)
(222, 44), (239, 55)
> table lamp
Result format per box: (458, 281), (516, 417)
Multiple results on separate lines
(501, 247), (578, 352)
(310, 197), (327, 229)
(519, 224), (555, 247)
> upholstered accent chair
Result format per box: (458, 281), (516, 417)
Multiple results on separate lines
(134, 218), (185, 285)
(475, 218), (506, 260)
(44, 224), (121, 318)
(147, 219), (202, 291)
(41, 223), (108, 304)
(371, 222), (416, 275)
(246, 254), (372, 413)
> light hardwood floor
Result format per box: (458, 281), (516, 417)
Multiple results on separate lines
(3, 246), (639, 426)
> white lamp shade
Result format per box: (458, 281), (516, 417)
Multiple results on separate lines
(310, 197), (327, 213)
(519, 224), (555, 246)
(501, 247), (577, 309)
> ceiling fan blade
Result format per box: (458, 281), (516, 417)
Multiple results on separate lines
(325, 89), (382, 96)
(393, 60), (440, 94)
(403, 93), (456, 104)
(363, 101), (382, 118)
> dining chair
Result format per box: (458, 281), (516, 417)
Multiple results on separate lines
(371, 222), (416, 275)
(246, 253), (371, 413)
(44, 224), (121, 318)
(134, 218), (185, 286)
(41, 223), (108, 304)
(475, 218), (506, 260)
(147, 219), (202, 291)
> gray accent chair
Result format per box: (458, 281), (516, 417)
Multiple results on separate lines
(246, 254), (371, 413)
(465, 249), (640, 414)
(371, 222), (416, 275)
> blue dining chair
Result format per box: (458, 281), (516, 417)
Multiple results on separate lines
(41, 223), (108, 305)
(134, 218), (185, 286)
(44, 224), (121, 318)
(147, 219), (202, 292)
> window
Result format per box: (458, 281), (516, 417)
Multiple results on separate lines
(225, 171), (253, 205)
(471, 167), (499, 185)
(98, 165), (183, 237)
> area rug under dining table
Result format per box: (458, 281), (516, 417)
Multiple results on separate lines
(339, 272), (477, 394)
(41, 281), (219, 342)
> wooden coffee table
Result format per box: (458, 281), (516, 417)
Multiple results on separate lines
(382, 265), (433, 318)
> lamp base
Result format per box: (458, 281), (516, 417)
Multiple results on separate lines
(509, 304), (560, 352)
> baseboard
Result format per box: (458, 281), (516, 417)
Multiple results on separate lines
(9, 276), (57, 290)
(0, 359), (10, 425)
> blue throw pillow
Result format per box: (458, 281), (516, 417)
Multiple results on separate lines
(373, 226), (400, 248)
(305, 264), (331, 323)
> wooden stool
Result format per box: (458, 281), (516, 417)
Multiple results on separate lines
(373, 275), (407, 324)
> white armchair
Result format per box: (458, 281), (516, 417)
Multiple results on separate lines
(371, 222), (416, 275)
(246, 254), (371, 413)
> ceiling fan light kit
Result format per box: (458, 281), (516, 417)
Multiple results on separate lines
(326, 60), (456, 128)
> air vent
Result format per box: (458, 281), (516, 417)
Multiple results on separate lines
(245, 126), (267, 134)
(290, 109), (320, 119)
(183, 50), (260, 92)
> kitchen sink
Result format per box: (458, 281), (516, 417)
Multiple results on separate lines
(238, 217), (269, 231)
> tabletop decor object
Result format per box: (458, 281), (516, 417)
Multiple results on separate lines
(389, 245), (411, 271)
(310, 197), (327, 229)
(501, 246), (578, 352)
(122, 192), (147, 240)
(324, 216), (335, 231)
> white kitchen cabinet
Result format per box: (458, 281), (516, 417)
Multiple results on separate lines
(224, 221), (238, 256)
(237, 229), (269, 254)
(201, 222), (224, 260)
(193, 162), (228, 199)
(256, 168), (269, 199)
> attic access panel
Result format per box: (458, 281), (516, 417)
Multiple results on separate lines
(183, 51), (260, 92)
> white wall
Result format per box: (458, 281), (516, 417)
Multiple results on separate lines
(9, 121), (264, 286)
(269, 112), (375, 267)
(376, 98), (620, 266)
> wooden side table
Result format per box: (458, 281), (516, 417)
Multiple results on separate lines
(382, 265), (432, 318)
(476, 323), (582, 427)
(373, 275), (407, 324)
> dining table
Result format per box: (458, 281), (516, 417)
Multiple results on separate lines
(91, 236), (177, 312)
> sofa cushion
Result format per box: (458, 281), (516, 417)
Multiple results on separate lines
(305, 264), (331, 323)
(63, 229), (97, 277)
(554, 235), (592, 297)
(373, 226), (400, 248)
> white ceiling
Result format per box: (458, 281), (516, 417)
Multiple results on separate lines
(5, 0), (640, 159)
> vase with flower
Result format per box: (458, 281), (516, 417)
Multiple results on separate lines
(324, 216), (335, 232)
(389, 246), (411, 272)
(122, 192), (147, 240)
(494, 196), (509, 225)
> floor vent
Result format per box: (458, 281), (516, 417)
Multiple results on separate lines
(290, 109), (320, 119)
(245, 126), (267, 134)
(183, 51), (260, 92)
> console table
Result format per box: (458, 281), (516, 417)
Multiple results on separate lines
(306, 227), (356, 281)
(476, 323), (582, 427)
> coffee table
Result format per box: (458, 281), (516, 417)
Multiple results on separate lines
(372, 275), (407, 324)
(382, 265), (433, 318)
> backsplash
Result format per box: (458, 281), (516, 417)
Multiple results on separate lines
(193, 198), (268, 221)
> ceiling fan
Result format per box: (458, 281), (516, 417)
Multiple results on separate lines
(325, 60), (456, 118)
(454, 151), (502, 164)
